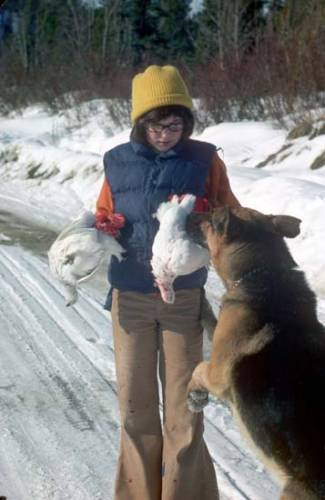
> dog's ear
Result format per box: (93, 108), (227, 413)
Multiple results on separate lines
(211, 207), (242, 240)
(270, 215), (301, 238)
(211, 207), (229, 234)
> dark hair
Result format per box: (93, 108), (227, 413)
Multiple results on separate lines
(130, 105), (194, 145)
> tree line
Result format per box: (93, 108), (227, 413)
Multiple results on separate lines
(0, 0), (324, 120)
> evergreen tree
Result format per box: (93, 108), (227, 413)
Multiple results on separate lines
(193, 0), (221, 63)
(155, 0), (195, 61)
(114, 0), (194, 67)
(240, 0), (268, 50)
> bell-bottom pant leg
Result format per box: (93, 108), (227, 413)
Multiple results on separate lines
(111, 290), (163, 500)
(158, 289), (219, 500)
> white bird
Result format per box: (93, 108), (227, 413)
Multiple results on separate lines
(151, 194), (210, 304)
(48, 211), (124, 306)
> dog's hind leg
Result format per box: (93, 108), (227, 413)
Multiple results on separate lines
(281, 480), (325, 500)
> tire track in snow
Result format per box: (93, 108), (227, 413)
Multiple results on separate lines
(0, 248), (119, 499)
(0, 247), (118, 390)
(0, 248), (120, 431)
(0, 307), (109, 500)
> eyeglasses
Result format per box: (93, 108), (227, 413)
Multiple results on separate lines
(145, 121), (184, 134)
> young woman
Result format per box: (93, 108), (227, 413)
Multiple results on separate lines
(95, 65), (240, 500)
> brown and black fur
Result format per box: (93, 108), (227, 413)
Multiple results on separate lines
(186, 206), (325, 499)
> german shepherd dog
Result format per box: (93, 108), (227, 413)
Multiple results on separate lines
(186, 206), (325, 500)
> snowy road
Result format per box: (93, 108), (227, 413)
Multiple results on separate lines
(0, 214), (280, 500)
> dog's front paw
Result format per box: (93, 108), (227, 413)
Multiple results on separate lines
(187, 390), (209, 413)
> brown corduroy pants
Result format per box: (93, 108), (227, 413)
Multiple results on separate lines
(111, 288), (219, 500)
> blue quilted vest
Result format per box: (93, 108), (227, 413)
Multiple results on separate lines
(103, 138), (215, 309)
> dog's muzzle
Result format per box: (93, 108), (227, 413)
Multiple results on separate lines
(185, 213), (209, 248)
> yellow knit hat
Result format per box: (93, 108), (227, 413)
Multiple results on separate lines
(131, 65), (193, 123)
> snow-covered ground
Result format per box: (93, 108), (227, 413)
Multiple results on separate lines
(0, 103), (324, 500)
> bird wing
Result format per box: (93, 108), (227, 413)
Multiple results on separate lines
(168, 239), (210, 276)
(49, 231), (103, 283)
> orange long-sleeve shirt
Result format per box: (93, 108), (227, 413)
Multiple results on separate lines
(96, 151), (240, 216)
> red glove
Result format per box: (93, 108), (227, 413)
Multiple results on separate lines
(94, 212), (125, 237)
(168, 194), (210, 213)
(193, 197), (209, 213)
